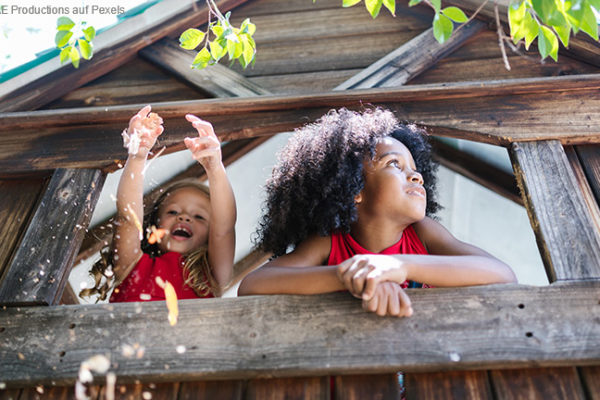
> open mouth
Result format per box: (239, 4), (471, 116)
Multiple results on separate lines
(171, 227), (192, 238)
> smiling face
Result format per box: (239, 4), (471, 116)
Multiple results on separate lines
(155, 187), (211, 255)
(355, 137), (426, 226)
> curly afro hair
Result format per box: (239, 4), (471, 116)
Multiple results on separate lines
(255, 108), (441, 256)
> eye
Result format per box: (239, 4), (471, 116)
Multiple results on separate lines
(386, 159), (401, 168)
(195, 214), (205, 220)
(167, 210), (178, 215)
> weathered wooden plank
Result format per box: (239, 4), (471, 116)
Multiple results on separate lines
(228, 5), (430, 45)
(0, 178), (47, 276)
(432, 139), (522, 205)
(0, 388), (21, 400)
(510, 141), (600, 281)
(140, 40), (271, 98)
(338, 20), (487, 90)
(565, 146), (600, 234)
(18, 384), (100, 399)
(248, 70), (361, 95)
(0, 169), (105, 306)
(2, 76), (600, 174)
(179, 381), (241, 400)
(44, 57), (210, 109)
(246, 377), (327, 400)
(404, 370), (492, 400)
(575, 145), (600, 206)
(579, 366), (600, 400)
(102, 382), (178, 400)
(334, 374), (400, 400)
(0, 0), (248, 112)
(1, 283), (599, 386)
(489, 367), (586, 400)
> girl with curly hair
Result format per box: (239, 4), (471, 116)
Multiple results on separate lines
(82, 105), (236, 302)
(238, 108), (516, 316)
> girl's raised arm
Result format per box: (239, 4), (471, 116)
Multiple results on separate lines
(113, 105), (163, 283)
(184, 115), (236, 288)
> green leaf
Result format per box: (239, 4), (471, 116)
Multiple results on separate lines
(441, 6), (468, 22)
(547, 8), (567, 26)
(69, 46), (80, 68)
(524, 14), (540, 49)
(579, 1), (599, 40)
(227, 36), (243, 60)
(538, 24), (559, 60)
(531, 0), (556, 23)
(55, 30), (73, 48)
(408, 0), (422, 6)
(59, 46), (71, 64)
(565, 0), (585, 30)
(78, 39), (93, 60)
(56, 16), (75, 31)
(553, 23), (571, 47)
(432, 12), (453, 43)
(210, 40), (225, 61)
(240, 18), (256, 35)
(431, 0), (441, 13)
(241, 35), (256, 66)
(382, 0), (395, 15)
(192, 47), (211, 69)
(509, 1), (527, 22)
(365, 0), (383, 17)
(211, 25), (225, 38)
(343, 0), (362, 6)
(179, 28), (205, 50)
(589, 0), (600, 10)
(83, 26), (96, 42)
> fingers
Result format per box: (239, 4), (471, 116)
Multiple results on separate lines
(186, 114), (216, 138)
(362, 283), (413, 318)
(398, 288), (413, 317)
(184, 136), (220, 152)
(362, 269), (382, 301)
(138, 105), (151, 119)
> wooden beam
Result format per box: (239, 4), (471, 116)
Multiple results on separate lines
(510, 141), (600, 281)
(337, 20), (487, 90)
(489, 367), (587, 399)
(405, 370), (492, 400)
(431, 140), (522, 206)
(575, 145), (600, 206)
(139, 39), (271, 97)
(0, 282), (599, 386)
(2, 75), (600, 174)
(0, 0), (249, 113)
(0, 169), (105, 306)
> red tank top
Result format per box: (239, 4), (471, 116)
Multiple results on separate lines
(327, 224), (430, 288)
(109, 251), (214, 303)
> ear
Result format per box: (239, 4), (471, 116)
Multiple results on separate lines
(354, 192), (363, 205)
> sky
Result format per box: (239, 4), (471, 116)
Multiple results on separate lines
(0, 0), (151, 74)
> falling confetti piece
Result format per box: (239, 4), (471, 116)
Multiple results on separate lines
(142, 391), (152, 400)
(142, 146), (166, 175)
(176, 345), (186, 354)
(125, 203), (143, 240)
(122, 128), (141, 155)
(147, 226), (168, 245)
(106, 373), (116, 400)
(155, 277), (178, 326)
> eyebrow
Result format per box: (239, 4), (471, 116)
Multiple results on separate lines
(374, 151), (403, 162)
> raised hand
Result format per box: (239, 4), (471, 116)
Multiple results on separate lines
(184, 114), (223, 171)
(122, 105), (164, 156)
(337, 254), (408, 300)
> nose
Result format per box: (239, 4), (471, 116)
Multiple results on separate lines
(408, 171), (424, 185)
(177, 214), (191, 222)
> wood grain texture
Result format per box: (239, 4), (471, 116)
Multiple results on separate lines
(405, 370), (492, 400)
(565, 146), (600, 234)
(489, 367), (586, 400)
(0, 178), (46, 278)
(334, 374), (400, 400)
(338, 20), (487, 90)
(246, 377), (328, 400)
(1, 283), (600, 386)
(179, 381), (241, 400)
(579, 366), (600, 400)
(43, 57), (210, 109)
(140, 40), (271, 98)
(575, 145), (600, 206)
(0, 169), (105, 305)
(3, 75), (600, 174)
(101, 382), (178, 400)
(510, 141), (600, 281)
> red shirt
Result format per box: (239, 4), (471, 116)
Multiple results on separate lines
(327, 224), (431, 288)
(109, 251), (213, 303)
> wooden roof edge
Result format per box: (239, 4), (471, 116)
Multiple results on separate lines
(2, 73), (600, 128)
(0, 0), (250, 112)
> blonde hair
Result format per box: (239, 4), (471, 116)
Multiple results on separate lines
(80, 178), (221, 301)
